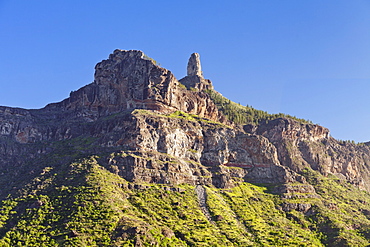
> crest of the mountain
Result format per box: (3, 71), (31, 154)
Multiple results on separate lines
(2, 50), (370, 245)
(46, 50), (222, 122)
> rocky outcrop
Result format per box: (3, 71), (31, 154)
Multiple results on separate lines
(46, 50), (219, 122)
(97, 111), (300, 188)
(252, 118), (370, 191)
(179, 53), (213, 91)
(1, 49), (370, 197)
(0, 50), (224, 145)
(0, 50), (297, 193)
(187, 53), (202, 77)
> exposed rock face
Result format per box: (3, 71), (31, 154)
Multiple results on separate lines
(180, 53), (213, 91)
(187, 53), (202, 77)
(1, 49), (370, 198)
(252, 118), (370, 191)
(46, 50), (220, 122)
(106, 112), (301, 188)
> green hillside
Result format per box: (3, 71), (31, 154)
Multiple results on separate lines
(205, 89), (312, 125)
(1, 152), (370, 246)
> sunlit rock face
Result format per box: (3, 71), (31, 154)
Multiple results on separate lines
(180, 53), (213, 91)
(187, 53), (202, 77)
(252, 118), (370, 192)
(1, 49), (370, 197)
(44, 49), (221, 122)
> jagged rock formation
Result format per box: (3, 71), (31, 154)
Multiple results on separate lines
(1, 49), (370, 194)
(45, 50), (220, 122)
(2, 49), (370, 246)
(252, 118), (370, 192)
(187, 53), (202, 77)
(179, 52), (213, 91)
(0, 50), (297, 193)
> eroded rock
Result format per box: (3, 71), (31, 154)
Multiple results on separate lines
(187, 53), (202, 77)
(1, 49), (370, 197)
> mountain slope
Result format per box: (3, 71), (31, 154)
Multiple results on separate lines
(1, 50), (370, 246)
(2, 154), (370, 246)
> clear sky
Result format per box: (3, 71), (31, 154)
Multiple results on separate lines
(1, 1), (370, 142)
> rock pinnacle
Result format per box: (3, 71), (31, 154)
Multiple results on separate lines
(187, 53), (202, 77)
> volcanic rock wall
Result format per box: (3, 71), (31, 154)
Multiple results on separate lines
(1, 49), (370, 195)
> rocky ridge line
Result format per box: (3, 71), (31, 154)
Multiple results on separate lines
(0, 49), (370, 196)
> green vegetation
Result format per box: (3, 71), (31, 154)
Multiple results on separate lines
(0, 157), (124, 246)
(205, 89), (312, 125)
(0, 105), (369, 246)
(132, 109), (230, 128)
(142, 54), (158, 65)
(166, 110), (230, 128)
(300, 168), (370, 246)
(178, 82), (187, 89)
(337, 139), (365, 146)
(2, 47), (370, 247)
(1, 151), (370, 246)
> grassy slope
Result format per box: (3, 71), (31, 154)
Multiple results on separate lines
(0, 90), (369, 246)
(1, 153), (370, 246)
(205, 89), (312, 125)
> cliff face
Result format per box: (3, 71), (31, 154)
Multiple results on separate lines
(101, 111), (298, 189)
(45, 50), (221, 122)
(4, 50), (370, 246)
(252, 118), (370, 191)
(1, 49), (370, 195)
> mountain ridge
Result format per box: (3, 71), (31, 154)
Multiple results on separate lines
(1, 50), (370, 246)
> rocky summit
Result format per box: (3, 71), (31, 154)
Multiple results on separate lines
(1, 50), (370, 246)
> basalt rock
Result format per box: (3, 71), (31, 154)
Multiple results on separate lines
(46, 50), (221, 122)
(187, 53), (202, 77)
(180, 53), (213, 91)
(253, 117), (370, 192)
(1, 49), (370, 198)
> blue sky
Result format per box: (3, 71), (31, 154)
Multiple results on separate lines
(1, 1), (370, 142)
